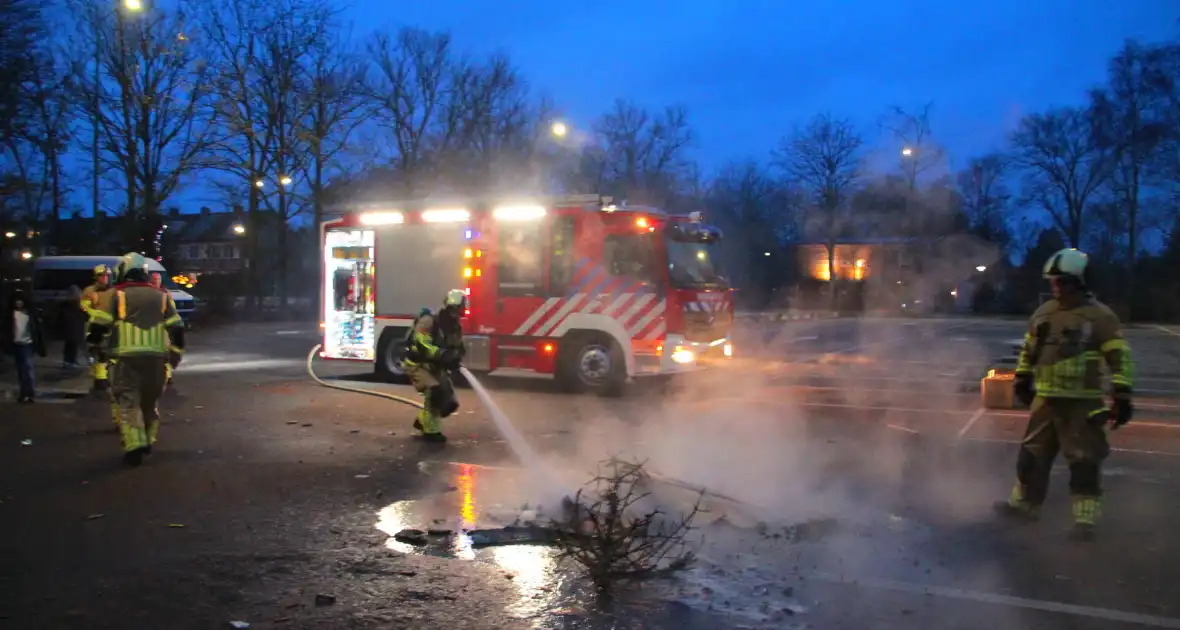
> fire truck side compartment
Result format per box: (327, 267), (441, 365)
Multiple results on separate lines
(374, 223), (467, 317)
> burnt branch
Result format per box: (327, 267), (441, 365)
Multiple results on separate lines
(549, 457), (703, 595)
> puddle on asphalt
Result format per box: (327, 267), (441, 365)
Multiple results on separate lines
(373, 460), (942, 628)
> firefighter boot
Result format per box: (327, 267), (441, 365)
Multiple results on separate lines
(122, 448), (145, 467)
(993, 481), (1040, 522)
(1068, 496), (1101, 542)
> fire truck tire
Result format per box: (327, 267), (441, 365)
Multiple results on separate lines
(556, 333), (625, 396)
(375, 328), (410, 382)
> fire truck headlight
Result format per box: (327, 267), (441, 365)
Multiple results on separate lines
(670, 346), (695, 364)
(359, 211), (404, 225)
(723, 343), (733, 357)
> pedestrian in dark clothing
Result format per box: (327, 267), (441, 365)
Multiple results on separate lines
(60, 285), (86, 369)
(4, 290), (47, 403)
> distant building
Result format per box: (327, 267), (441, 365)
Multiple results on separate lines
(794, 237), (917, 283)
(166, 207), (251, 276)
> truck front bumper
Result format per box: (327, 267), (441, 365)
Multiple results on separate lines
(634, 334), (733, 376)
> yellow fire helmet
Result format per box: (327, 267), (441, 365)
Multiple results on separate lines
(94, 264), (111, 277)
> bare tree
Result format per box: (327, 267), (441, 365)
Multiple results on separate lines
(438, 52), (550, 193)
(89, 0), (214, 224)
(882, 103), (945, 191)
(1010, 106), (1116, 248)
(0, 0), (46, 245)
(363, 28), (453, 196)
(772, 113), (863, 310)
(1091, 40), (1174, 302)
(298, 29), (367, 231)
(708, 160), (797, 302)
(201, 0), (328, 306)
(585, 99), (695, 207)
(956, 153), (1011, 245)
(550, 458), (701, 597)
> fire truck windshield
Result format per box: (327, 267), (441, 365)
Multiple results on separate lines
(665, 239), (726, 289)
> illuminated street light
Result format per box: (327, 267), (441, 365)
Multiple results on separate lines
(3, 231), (14, 238)
(901, 147), (913, 157)
(764, 252), (771, 257)
(280, 175), (292, 187)
(123, 0), (143, 11)
(976, 265), (987, 272)
(550, 121), (568, 138)
(20, 251), (33, 260)
(233, 224), (246, 235)
(255, 180), (265, 188)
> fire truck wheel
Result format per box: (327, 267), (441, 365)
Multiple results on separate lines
(557, 334), (625, 396)
(375, 329), (409, 382)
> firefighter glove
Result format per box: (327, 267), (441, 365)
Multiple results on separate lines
(1110, 385), (1133, 428)
(1014, 373), (1035, 407)
(168, 349), (183, 369)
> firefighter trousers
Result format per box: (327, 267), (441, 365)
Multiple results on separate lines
(404, 364), (457, 435)
(110, 355), (169, 454)
(89, 341), (108, 382)
(1007, 396), (1110, 524)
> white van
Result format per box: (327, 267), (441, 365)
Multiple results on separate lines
(32, 256), (196, 325)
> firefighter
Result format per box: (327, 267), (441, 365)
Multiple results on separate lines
(81, 264), (116, 395)
(402, 289), (466, 443)
(90, 253), (186, 467)
(150, 272), (176, 390)
(994, 248), (1134, 541)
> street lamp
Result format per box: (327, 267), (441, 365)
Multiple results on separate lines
(279, 175), (292, 187)
(550, 121), (568, 138)
(20, 251), (33, 260)
(254, 179), (265, 188)
(975, 265), (987, 273)
(3, 231), (14, 239)
(92, 0), (145, 224)
(233, 224), (246, 235)
(901, 147), (913, 157)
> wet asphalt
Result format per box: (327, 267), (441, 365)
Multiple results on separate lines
(2, 317), (1180, 629)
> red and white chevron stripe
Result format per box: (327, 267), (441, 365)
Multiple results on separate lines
(683, 293), (731, 314)
(512, 291), (667, 341)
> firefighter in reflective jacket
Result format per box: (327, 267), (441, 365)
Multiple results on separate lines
(402, 289), (466, 443)
(81, 264), (115, 394)
(995, 248), (1134, 540)
(89, 253), (186, 467)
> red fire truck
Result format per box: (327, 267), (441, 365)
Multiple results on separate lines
(319, 194), (734, 394)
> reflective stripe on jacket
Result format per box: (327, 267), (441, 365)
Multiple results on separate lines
(107, 284), (181, 357)
(1015, 294), (1134, 398)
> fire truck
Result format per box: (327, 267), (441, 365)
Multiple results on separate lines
(319, 194), (734, 394)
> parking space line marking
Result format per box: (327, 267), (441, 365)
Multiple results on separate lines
(814, 573), (1180, 628)
(1153, 325), (1180, 339)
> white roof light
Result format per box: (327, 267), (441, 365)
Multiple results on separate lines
(493, 205), (546, 221)
(421, 208), (470, 223)
(359, 211), (405, 226)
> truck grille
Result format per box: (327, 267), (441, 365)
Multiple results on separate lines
(682, 310), (731, 342)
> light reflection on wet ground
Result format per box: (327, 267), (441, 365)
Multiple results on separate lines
(372, 460), (944, 629)
(374, 462), (569, 623)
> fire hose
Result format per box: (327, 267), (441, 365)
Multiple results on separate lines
(306, 344), (424, 409)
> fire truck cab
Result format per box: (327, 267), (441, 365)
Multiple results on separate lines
(320, 194), (734, 394)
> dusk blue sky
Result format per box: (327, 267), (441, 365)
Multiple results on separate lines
(344, 0), (1174, 175)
